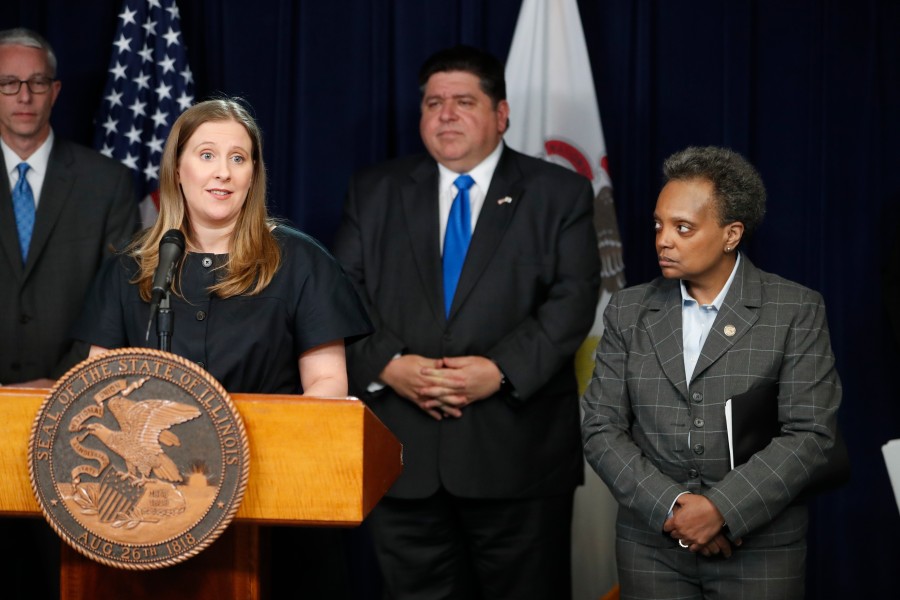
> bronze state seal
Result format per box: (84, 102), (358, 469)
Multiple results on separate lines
(28, 348), (250, 569)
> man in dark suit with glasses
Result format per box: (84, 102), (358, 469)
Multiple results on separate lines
(0, 27), (137, 388)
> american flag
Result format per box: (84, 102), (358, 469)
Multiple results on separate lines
(94, 0), (194, 222)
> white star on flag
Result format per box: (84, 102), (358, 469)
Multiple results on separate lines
(150, 108), (169, 128)
(128, 98), (147, 117)
(158, 56), (176, 74)
(143, 163), (159, 181)
(105, 89), (123, 107)
(122, 153), (139, 170)
(102, 116), (119, 136)
(110, 62), (127, 80)
(94, 0), (195, 225)
(134, 72), (150, 90)
(120, 7), (137, 25)
(114, 34), (132, 54)
(163, 27), (180, 47)
(147, 135), (164, 154)
(176, 91), (192, 111)
(154, 82), (172, 100)
(125, 125), (142, 145)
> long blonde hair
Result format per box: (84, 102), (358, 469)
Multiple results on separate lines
(128, 98), (280, 300)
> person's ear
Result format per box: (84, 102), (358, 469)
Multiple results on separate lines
(724, 222), (744, 252)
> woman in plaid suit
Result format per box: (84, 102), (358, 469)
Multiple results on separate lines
(582, 146), (841, 600)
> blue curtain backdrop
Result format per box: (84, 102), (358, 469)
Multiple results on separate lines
(3, 1), (899, 598)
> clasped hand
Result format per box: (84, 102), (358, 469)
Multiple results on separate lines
(379, 354), (502, 420)
(662, 493), (742, 558)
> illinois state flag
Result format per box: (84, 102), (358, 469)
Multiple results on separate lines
(505, 0), (622, 597)
(505, 0), (625, 341)
(94, 0), (195, 228)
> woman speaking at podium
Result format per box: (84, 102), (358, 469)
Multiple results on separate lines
(71, 97), (372, 597)
(72, 97), (371, 396)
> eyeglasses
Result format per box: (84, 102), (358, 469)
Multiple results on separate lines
(0, 76), (56, 96)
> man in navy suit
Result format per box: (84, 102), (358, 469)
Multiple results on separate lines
(334, 46), (600, 599)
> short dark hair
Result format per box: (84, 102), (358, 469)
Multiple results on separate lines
(663, 146), (766, 237)
(418, 45), (506, 107)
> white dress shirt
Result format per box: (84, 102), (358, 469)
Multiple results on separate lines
(2, 130), (55, 209)
(436, 141), (504, 253)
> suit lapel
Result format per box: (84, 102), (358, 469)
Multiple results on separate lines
(644, 280), (689, 399)
(447, 147), (523, 319)
(690, 256), (761, 382)
(24, 140), (72, 279)
(402, 158), (445, 324)
(0, 152), (24, 278)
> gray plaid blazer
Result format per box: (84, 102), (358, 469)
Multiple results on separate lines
(582, 255), (841, 548)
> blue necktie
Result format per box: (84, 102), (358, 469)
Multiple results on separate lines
(12, 163), (35, 263)
(443, 174), (474, 317)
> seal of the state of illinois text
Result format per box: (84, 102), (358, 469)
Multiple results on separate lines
(28, 348), (250, 569)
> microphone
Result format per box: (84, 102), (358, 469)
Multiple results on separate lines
(145, 229), (186, 340)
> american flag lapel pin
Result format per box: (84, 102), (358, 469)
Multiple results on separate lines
(497, 196), (513, 205)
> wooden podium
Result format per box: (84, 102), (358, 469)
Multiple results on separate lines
(0, 387), (402, 599)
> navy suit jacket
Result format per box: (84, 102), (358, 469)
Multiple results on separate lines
(334, 146), (601, 499)
(0, 138), (137, 382)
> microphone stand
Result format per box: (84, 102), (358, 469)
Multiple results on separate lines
(145, 228), (184, 349)
(156, 290), (174, 351)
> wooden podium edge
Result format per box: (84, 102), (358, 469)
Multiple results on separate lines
(362, 406), (403, 518)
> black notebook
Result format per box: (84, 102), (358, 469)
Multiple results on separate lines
(725, 383), (850, 496)
(727, 384), (782, 468)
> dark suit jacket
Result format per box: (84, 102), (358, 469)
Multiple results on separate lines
(582, 255), (842, 549)
(0, 138), (137, 383)
(334, 146), (600, 499)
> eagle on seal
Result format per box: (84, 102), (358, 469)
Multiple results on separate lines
(85, 396), (202, 483)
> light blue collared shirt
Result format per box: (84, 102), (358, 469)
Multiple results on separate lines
(681, 252), (741, 382)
